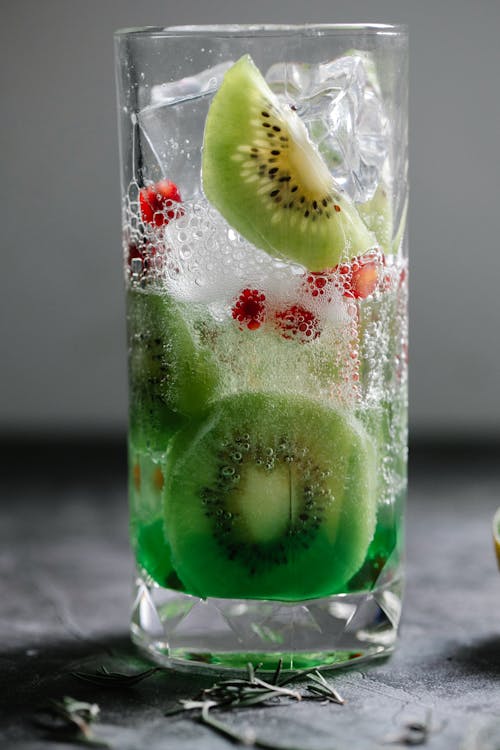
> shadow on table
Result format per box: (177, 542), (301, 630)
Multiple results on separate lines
(443, 635), (500, 678)
(0, 632), (220, 727)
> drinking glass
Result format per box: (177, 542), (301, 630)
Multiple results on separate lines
(115, 24), (408, 672)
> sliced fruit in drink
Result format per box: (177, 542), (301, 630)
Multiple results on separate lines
(358, 182), (393, 256)
(164, 392), (376, 601)
(134, 519), (182, 588)
(128, 288), (219, 451)
(202, 55), (375, 272)
(128, 450), (172, 584)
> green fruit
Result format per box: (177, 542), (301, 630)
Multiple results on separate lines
(134, 519), (175, 586)
(358, 182), (393, 255)
(127, 288), (218, 451)
(202, 55), (376, 272)
(164, 392), (377, 601)
(129, 450), (185, 589)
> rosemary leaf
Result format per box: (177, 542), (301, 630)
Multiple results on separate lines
(34, 697), (109, 748)
(201, 701), (257, 746)
(252, 677), (301, 701)
(277, 666), (329, 687)
(305, 672), (345, 704)
(200, 702), (309, 750)
(234, 690), (291, 708)
(181, 699), (218, 711)
(72, 666), (161, 687)
(271, 658), (283, 686)
(247, 662), (256, 683)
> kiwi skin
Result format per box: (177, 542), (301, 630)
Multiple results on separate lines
(164, 392), (377, 601)
(127, 288), (219, 451)
(202, 55), (376, 273)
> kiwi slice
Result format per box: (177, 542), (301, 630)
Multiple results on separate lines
(128, 288), (218, 451)
(358, 182), (393, 255)
(164, 392), (376, 601)
(133, 519), (184, 589)
(129, 449), (185, 588)
(202, 55), (375, 273)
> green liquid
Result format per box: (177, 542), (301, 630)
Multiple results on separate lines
(128, 268), (407, 601)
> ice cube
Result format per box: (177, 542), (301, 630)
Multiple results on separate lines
(264, 61), (314, 101)
(266, 55), (390, 202)
(136, 62), (234, 198)
(150, 60), (234, 106)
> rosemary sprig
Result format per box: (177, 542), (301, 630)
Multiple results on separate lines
(34, 696), (109, 747)
(200, 701), (309, 750)
(69, 660), (346, 749)
(165, 663), (345, 749)
(168, 662), (302, 716)
(72, 665), (162, 688)
(276, 664), (340, 688)
(303, 671), (345, 705)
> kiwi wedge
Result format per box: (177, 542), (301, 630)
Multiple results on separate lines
(128, 288), (218, 451)
(164, 392), (376, 601)
(202, 55), (375, 273)
(358, 182), (393, 255)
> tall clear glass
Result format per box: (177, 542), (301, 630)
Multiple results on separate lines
(115, 24), (408, 672)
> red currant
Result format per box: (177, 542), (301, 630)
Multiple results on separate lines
(139, 179), (183, 227)
(231, 288), (267, 330)
(274, 304), (321, 343)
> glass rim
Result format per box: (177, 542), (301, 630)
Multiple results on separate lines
(114, 23), (408, 40)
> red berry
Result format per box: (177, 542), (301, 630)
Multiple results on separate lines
(231, 288), (267, 330)
(340, 251), (381, 300)
(274, 304), (321, 343)
(303, 270), (335, 300)
(139, 179), (183, 227)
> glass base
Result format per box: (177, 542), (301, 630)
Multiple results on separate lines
(131, 570), (403, 673)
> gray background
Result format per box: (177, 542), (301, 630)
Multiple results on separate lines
(1, 0), (499, 438)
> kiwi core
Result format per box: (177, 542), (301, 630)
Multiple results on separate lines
(231, 463), (308, 544)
